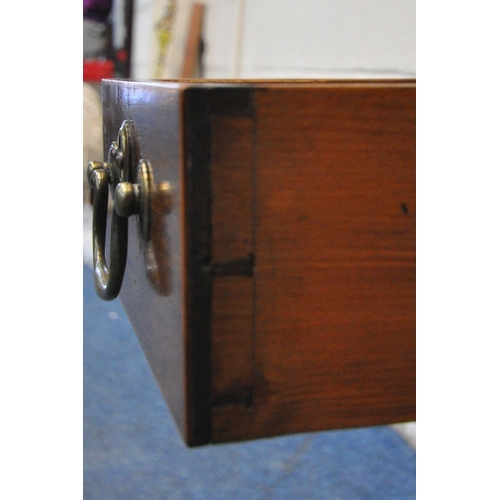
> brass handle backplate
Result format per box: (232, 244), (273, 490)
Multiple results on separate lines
(87, 121), (173, 300)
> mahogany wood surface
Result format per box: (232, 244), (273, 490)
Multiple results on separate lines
(211, 116), (254, 397)
(209, 114), (256, 442)
(100, 80), (415, 446)
(253, 85), (415, 435)
(207, 82), (415, 443)
(102, 81), (191, 442)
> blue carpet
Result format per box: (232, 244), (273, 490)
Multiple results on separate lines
(83, 265), (415, 499)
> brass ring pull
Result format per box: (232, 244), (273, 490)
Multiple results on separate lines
(87, 121), (173, 301)
(88, 161), (129, 300)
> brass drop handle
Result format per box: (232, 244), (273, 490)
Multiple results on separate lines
(87, 161), (128, 300)
(87, 121), (173, 301)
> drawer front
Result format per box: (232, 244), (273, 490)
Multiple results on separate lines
(102, 81), (192, 441)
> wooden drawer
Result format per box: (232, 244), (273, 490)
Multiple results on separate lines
(98, 79), (415, 446)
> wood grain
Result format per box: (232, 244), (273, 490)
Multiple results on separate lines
(210, 114), (256, 442)
(251, 85), (415, 438)
(197, 82), (416, 443)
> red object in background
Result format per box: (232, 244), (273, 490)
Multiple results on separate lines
(116, 50), (128, 62)
(84, 59), (115, 82)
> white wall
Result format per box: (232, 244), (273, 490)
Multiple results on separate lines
(131, 0), (415, 80)
(202, 0), (243, 78)
(203, 0), (416, 79)
(130, 0), (160, 79)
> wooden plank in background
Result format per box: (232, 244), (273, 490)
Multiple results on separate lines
(181, 3), (205, 78)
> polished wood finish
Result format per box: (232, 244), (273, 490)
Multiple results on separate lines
(101, 79), (415, 446)
(102, 81), (194, 442)
(252, 85), (415, 437)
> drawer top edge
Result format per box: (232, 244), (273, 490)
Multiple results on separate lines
(102, 78), (416, 89)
